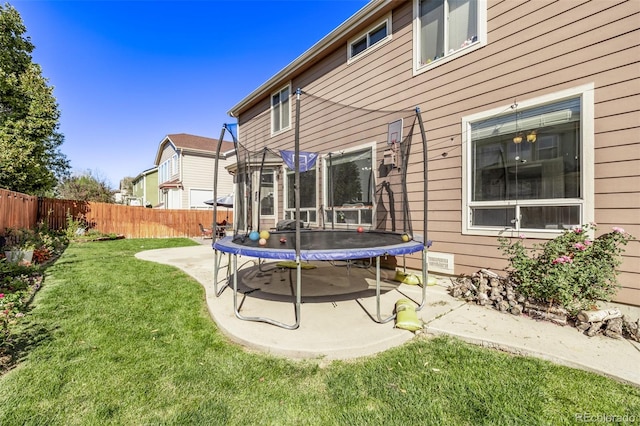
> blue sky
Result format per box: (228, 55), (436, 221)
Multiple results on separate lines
(11, 0), (369, 188)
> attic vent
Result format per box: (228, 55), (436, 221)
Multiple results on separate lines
(428, 252), (455, 275)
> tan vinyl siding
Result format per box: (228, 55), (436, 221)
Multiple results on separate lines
(181, 154), (235, 209)
(182, 155), (213, 189)
(233, 0), (640, 305)
(159, 146), (175, 164)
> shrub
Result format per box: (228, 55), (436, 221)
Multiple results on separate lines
(1, 228), (38, 252)
(64, 211), (89, 240)
(2, 225), (67, 265)
(498, 224), (634, 315)
(0, 266), (32, 351)
(0, 225), (65, 353)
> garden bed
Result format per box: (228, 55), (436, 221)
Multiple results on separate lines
(1, 261), (48, 373)
(449, 269), (640, 342)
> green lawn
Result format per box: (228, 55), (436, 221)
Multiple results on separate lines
(1, 238), (638, 425)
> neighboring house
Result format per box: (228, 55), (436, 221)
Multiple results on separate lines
(131, 167), (158, 207)
(154, 133), (236, 210)
(227, 0), (639, 306)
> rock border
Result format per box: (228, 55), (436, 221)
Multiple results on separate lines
(448, 269), (640, 342)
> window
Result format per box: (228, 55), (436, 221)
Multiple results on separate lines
(348, 15), (391, 61)
(284, 167), (317, 223)
(415, 0), (484, 69)
(271, 85), (290, 134)
(171, 154), (178, 175)
(260, 171), (275, 216)
(463, 86), (594, 236)
(324, 147), (374, 226)
(159, 159), (170, 183)
(189, 189), (212, 209)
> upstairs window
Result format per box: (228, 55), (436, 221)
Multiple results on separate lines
(159, 159), (170, 183)
(416, 0), (482, 68)
(271, 85), (290, 134)
(348, 14), (392, 62)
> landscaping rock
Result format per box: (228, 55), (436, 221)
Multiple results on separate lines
(448, 269), (640, 343)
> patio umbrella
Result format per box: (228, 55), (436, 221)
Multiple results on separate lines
(215, 193), (234, 208)
(204, 194), (234, 223)
(204, 194), (234, 207)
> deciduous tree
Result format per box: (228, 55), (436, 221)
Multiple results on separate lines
(57, 170), (114, 203)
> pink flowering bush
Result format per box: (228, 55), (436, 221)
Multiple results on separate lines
(499, 223), (634, 314)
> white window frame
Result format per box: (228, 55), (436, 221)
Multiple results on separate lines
(283, 164), (318, 225)
(347, 13), (392, 64)
(323, 142), (376, 227)
(461, 84), (595, 239)
(271, 84), (291, 136)
(189, 188), (213, 210)
(159, 159), (170, 183)
(171, 153), (178, 176)
(259, 170), (276, 218)
(413, 0), (487, 75)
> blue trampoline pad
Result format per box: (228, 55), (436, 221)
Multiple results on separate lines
(213, 230), (425, 261)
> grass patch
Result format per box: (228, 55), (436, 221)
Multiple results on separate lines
(0, 238), (638, 425)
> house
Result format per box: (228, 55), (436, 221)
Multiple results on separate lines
(131, 167), (158, 207)
(154, 133), (236, 210)
(226, 0), (639, 306)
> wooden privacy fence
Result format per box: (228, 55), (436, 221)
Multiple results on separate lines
(1, 189), (231, 239)
(0, 189), (38, 231)
(80, 203), (230, 239)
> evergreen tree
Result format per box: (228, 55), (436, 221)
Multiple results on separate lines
(0, 3), (69, 195)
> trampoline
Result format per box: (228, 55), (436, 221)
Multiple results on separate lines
(214, 230), (427, 329)
(212, 89), (431, 330)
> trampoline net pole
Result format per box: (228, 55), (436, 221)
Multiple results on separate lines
(213, 126), (226, 243)
(416, 106), (429, 311)
(256, 148), (267, 231)
(416, 107), (428, 250)
(294, 88), (301, 258)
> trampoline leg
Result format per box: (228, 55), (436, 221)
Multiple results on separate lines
(231, 253), (301, 330)
(375, 255), (396, 324)
(416, 248), (428, 312)
(213, 249), (230, 297)
(294, 257), (301, 326)
(232, 254), (240, 315)
(371, 248), (428, 323)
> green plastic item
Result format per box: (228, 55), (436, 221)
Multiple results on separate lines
(394, 270), (422, 285)
(276, 261), (317, 269)
(394, 299), (422, 331)
(395, 298), (415, 312)
(393, 271), (438, 286)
